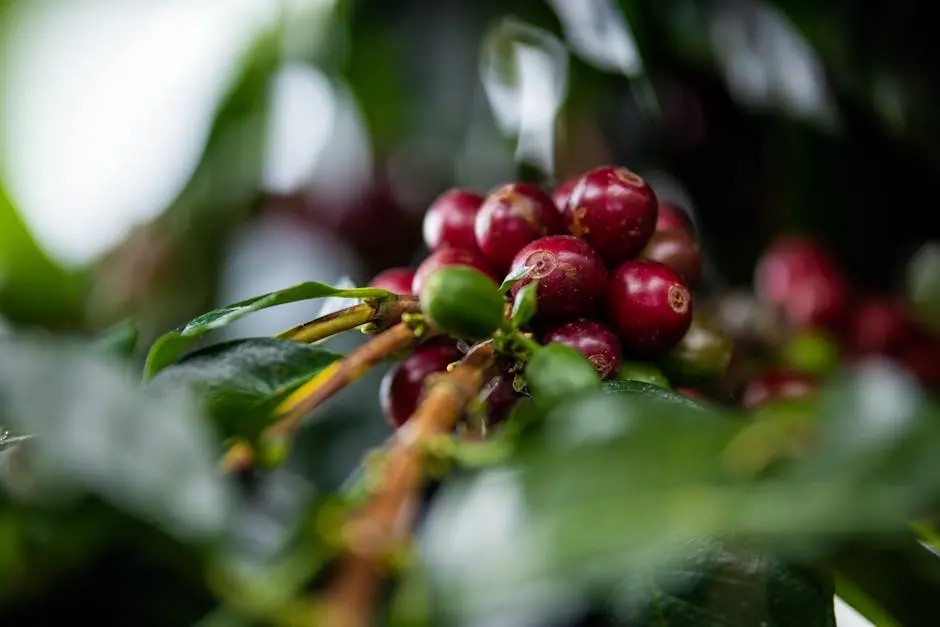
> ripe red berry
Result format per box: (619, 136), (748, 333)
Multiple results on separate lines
(900, 339), (940, 390)
(843, 297), (912, 358)
(474, 182), (562, 272)
(411, 248), (498, 295)
(369, 267), (416, 295)
(380, 342), (463, 428)
(542, 319), (622, 379)
(741, 369), (817, 411)
(509, 235), (608, 321)
(655, 201), (695, 234)
(754, 236), (849, 330)
(561, 166), (658, 265)
(605, 260), (693, 357)
(638, 228), (702, 287)
(552, 176), (579, 212)
(422, 189), (484, 252)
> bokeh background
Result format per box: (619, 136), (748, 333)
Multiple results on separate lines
(2, 1), (940, 625)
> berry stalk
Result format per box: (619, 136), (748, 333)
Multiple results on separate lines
(276, 296), (422, 344)
(321, 341), (498, 627)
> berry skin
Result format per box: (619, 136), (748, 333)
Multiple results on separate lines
(552, 176), (579, 212)
(509, 235), (608, 321)
(380, 342), (463, 428)
(843, 297), (912, 358)
(562, 166), (658, 265)
(754, 236), (849, 330)
(543, 319), (622, 379)
(420, 266), (505, 340)
(369, 267), (416, 295)
(741, 370), (817, 411)
(655, 201), (695, 234)
(525, 343), (602, 407)
(474, 182), (562, 272)
(412, 247), (498, 295)
(657, 315), (732, 386)
(638, 228), (702, 287)
(605, 260), (693, 357)
(616, 361), (672, 389)
(422, 189), (484, 252)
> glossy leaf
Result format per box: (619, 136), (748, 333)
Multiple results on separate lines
(143, 282), (391, 378)
(510, 281), (538, 328)
(149, 338), (342, 441)
(498, 264), (534, 293)
(90, 319), (140, 360)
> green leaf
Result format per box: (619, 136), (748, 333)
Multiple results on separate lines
(90, 319), (140, 360)
(602, 379), (713, 412)
(0, 337), (233, 541)
(510, 281), (538, 327)
(143, 282), (391, 378)
(498, 265), (534, 293)
(149, 338), (342, 441)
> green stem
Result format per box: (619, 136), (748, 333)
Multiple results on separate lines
(276, 297), (420, 344)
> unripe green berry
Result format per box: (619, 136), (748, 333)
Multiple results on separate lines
(420, 266), (505, 340)
(615, 361), (672, 389)
(779, 328), (839, 377)
(525, 343), (602, 406)
(658, 316), (733, 386)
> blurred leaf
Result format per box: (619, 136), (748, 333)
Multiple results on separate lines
(0, 337), (233, 542)
(510, 282), (538, 327)
(601, 378), (713, 412)
(150, 338), (342, 441)
(90, 319), (140, 360)
(143, 283), (392, 378)
(907, 241), (940, 337)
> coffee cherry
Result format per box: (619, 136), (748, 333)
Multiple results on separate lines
(655, 201), (695, 234)
(754, 236), (849, 330)
(616, 361), (672, 389)
(552, 176), (579, 212)
(658, 316), (732, 386)
(543, 319), (622, 379)
(412, 248), (498, 295)
(525, 343), (602, 406)
(638, 228), (702, 287)
(780, 328), (840, 376)
(562, 166), (658, 265)
(474, 182), (562, 272)
(901, 339), (940, 390)
(605, 260), (693, 357)
(843, 297), (912, 358)
(481, 373), (519, 427)
(422, 189), (484, 252)
(380, 342), (462, 428)
(509, 235), (608, 321)
(420, 266), (505, 340)
(741, 369), (817, 411)
(368, 267), (415, 295)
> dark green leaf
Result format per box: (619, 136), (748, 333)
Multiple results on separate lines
(143, 282), (391, 378)
(90, 320), (140, 360)
(150, 338), (342, 441)
(510, 281), (538, 327)
(602, 379), (714, 412)
(0, 338), (233, 541)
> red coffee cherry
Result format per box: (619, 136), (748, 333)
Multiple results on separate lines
(542, 319), (622, 379)
(474, 182), (562, 272)
(741, 369), (817, 411)
(411, 247), (498, 295)
(368, 267), (416, 296)
(843, 297), (912, 358)
(422, 189), (484, 252)
(638, 228), (702, 287)
(481, 373), (520, 427)
(605, 260), (693, 357)
(754, 235), (849, 330)
(552, 175), (580, 213)
(561, 166), (658, 265)
(380, 342), (463, 428)
(655, 201), (695, 234)
(509, 235), (608, 321)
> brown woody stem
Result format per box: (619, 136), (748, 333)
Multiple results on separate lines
(320, 342), (497, 627)
(276, 296), (421, 344)
(221, 321), (432, 475)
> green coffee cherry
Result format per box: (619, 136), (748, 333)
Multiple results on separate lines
(779, 328), (839, 377)
(658, 316), (733, 386)
(419, 266), (505, 340)
(616, 361), (672, 389)
(525, 343), (602, 406)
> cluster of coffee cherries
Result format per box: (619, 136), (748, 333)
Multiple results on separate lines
(720, 235), (940, 411)
(368, 165), (724, 429)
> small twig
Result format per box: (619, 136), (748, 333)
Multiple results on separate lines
(276, 297), (421, 344)
(221, 321), (433, 474)
(321, 342), (497, 627)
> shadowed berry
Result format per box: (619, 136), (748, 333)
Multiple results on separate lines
(482, 373), (519, 427)
(509, 235), (608, 321)
(741, 369), (817, 411)
(380, 342), (463, 428)
(552, 176), (579, 212)
(422, 189), (484, 252)
(658, 315), (732, 386)
(412, 248), (498, 295)
(369, 267), (415, 295)
(605, 260), (693, 357)
(543, 319), (622, 379)
(420, 266), (505, 340)
(900, 331), (940, 389)
(655, 201), (695, 234)
(475, 182), (562, 272)
(638, 228), (702, 287)
(754, 236), (849, 330)
(616, 361), (673, 388)
(562, 166), (658, 265)
(843, 297), (912, 359)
